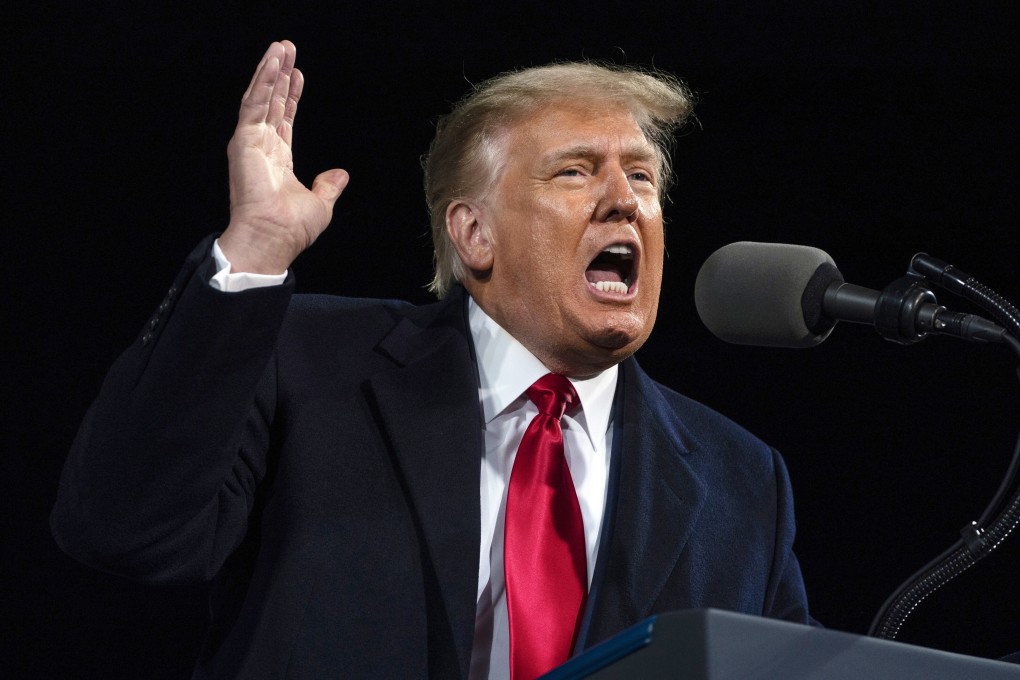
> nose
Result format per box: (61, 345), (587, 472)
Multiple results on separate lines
(595, 167), (639, 223)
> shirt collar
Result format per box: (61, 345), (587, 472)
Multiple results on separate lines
(467, 296), (617, 448)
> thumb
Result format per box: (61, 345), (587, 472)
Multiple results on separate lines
(311, 168), (350, 207)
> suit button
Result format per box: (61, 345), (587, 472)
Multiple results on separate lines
(148, 317), (159, 330)
(141, 332), (153, 346)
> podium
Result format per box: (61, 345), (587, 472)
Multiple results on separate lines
(544, 609), (1020, 679)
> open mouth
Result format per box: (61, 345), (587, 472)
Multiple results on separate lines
(585, 244), (635, 295)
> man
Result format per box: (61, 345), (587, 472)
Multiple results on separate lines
(53, 41), (810, 678)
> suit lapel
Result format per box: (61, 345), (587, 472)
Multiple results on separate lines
(366, 289), (482, 678)
(583, 358), (708, 646)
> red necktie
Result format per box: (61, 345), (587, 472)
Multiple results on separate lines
(504, 373), (587, 680)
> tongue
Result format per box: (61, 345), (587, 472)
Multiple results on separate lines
(585, 264), (623, 284)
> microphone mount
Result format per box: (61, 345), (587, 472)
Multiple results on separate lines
(820, 273), (1008, 345)
(872, 275), (938, 345)
(868, 254), (1020, 642)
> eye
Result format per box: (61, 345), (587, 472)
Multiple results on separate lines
(628, 170), (653, 183)
(556, 167), (585, 177)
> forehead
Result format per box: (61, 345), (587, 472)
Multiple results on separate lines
(504, 100), (657, 162)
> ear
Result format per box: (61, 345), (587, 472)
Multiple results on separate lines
(446, 200), (494, 274)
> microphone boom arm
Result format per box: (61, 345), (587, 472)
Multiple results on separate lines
(868, 259), (1020, 641)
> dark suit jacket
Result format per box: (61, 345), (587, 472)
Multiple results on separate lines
(52, 237), (810, 679)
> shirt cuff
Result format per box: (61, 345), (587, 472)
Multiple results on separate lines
(210, 239), (288, 292)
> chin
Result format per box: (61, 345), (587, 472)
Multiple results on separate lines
(589, 327), (638, 351)
(587, 309), (654, 349)
(580, 324), (652, 370)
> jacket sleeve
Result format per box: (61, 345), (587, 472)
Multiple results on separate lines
(51, 235), (293, 584)
(763, 447), (814, 625)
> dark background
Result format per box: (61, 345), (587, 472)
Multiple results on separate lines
(5, 2), (1019, 677)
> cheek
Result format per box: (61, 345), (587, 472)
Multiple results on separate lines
(646, 238), (665, 273)
(532, 190), (597, 227)
(641, 221), (665, 259)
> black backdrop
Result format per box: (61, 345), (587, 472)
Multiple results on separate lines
(5, 2), (1019, 677)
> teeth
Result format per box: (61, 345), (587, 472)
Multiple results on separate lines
(595, 281), (629, 294)
(603, 244), (633, 258)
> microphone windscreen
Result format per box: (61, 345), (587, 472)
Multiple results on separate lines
(694, 241), (842, 348)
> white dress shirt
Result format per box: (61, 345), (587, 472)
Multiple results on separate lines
(209, 242), (616, 680)
(210, 240), (287, 291)
(467, 297), (616, 680)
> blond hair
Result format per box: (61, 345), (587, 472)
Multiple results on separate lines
(423, 61), (695, 298)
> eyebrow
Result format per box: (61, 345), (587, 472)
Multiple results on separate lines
(542, 143), (659, 166)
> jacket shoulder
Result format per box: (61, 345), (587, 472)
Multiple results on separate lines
(648, 376), (773, 459)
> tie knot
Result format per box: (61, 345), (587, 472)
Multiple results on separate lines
(526, 373), (578, 419)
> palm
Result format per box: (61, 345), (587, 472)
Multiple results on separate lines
(230, 119), (323, 246)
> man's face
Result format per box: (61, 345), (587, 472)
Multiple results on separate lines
(471, 100), (666, 377)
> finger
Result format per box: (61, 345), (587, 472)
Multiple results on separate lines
(280, 68), (305, 147)
(240, 41), (284, 105)
(312, 169), (351, 209)
(266, 41), (296, 129)
(279, 39), (297, 65)
(238, 54), (281, 127)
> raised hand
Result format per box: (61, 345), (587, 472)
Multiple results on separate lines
(218, 41), (349, 274)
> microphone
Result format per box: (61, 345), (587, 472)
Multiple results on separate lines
(694, 241), (1007, 348)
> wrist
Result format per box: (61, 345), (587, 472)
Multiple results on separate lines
(218, 223), (297, 275)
